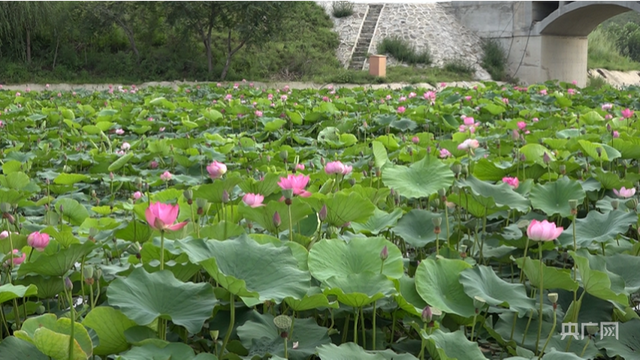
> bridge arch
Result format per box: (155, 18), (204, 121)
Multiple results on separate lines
(536, 1), (640, 36)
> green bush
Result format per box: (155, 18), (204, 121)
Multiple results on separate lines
(443, 59), (475, 75)
(332, 1), (354, 18)
(377, 37), (431, 65)
(480, 38), (507, 81)
(587, 25), (640, 71)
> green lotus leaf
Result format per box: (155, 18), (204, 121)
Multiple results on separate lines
(393, 209), (449, 247)
(382, 155), (454, 199)
(284, 287), (339, 311)
(179, 236), (311, 302)
(351, 208), (403, 235)
(422, 329), (487, 360)
(460, 265), (535, 315)
(16, 314), (93, 360)
(53, 197), (90, 226)
(372, 141), (389, 168)
(317, 342), (418, 360)
(236, 313), (330, 360)
(529, 176), (586, 217)
(457, 176), (530, 213)
(323, 273), (397, 307)
(415, 258), (475, 318)
(83, 306), (138, 356)
(53, 173), (90, 185)
(107, 267), (217, 334)
(33, 327), (88, 360)
(569, 251), (628, 305)
(117, 342), (217, 360)
(557, 210), (636, 248)
(604, 254), (640, 294)
(0, 336), (48, 360)
(321, 191), (376, 227)
(396, 275), (428, 317)
(18, 242), (97, 277)
(238, 197), (313, 234)
(308, 237), (403, 281)
(515, 257), (578, 291)
(599, 318), (640, 359)
(0, 283), (37, 304)
(519, 144), (555, 164)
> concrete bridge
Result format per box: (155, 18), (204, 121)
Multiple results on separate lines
(447, 1), (640, 86)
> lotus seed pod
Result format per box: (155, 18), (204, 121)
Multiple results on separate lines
(548, 293), (558, 304)
(273, 315), (292, 330)
(183, 190), (193, 201)
(279, 150), (288, 161)
(473, 296), (487, 310)
(438, 188), (446, 198)
(432, 198), (440, 208)
(432, 217), (442, 227)
(559, 164), (566, 175)
(626, 198), (638, 210)
(0, 203), (11, 213)
(83, 266), (94, 280)
(281, 188), (293, 201)
(611, 199), (619, 210)
(568, 199), (578, 212)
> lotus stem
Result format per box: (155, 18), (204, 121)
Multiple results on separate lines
(540, 306), (557, 355)
(353, 308), (359, 345)
(219, 293), (235, 358)
(360, 307), (366, 349)
(522, 309), (533, 345)
(372, 301), (377, 350)
(535, 242), (544, 355)
(520, 237), (530, 284)
(160, 230), (165, 271)
(288, 204), (294, 242)
(470, 311), (478, 342)
(67, 287), (75, 360)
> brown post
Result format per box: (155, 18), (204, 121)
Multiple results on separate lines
(369, 55), (387, 77)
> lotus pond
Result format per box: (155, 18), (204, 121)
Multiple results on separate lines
(0, 81), (639, 360)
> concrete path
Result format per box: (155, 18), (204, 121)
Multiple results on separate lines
(0, 80), (504, 92)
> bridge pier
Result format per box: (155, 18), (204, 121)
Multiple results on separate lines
(447, 1), (639, 87)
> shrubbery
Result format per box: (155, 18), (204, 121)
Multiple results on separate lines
(377, 37), (432, 65)
(331, 1), (354, 18)
(480, 39), (507, 81)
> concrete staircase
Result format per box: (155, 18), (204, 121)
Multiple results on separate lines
(349, 4), (383, 70)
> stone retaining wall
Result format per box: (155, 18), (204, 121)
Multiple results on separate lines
(318, 2), (491, 80)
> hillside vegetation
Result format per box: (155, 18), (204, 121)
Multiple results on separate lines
(588, 12), (640, 71)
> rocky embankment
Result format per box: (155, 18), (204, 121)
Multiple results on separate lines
(588, 68), (640, 87)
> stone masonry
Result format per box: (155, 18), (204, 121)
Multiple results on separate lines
(317, 2), (492, 80)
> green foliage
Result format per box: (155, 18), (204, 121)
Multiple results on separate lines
(588, 25), (640, 71)
(480, 38), (507, 81)
(331, 1), (354, 18)
(377, 37), (432, 65)
(443, 59), (475, 75)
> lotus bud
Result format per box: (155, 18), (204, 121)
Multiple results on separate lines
(432, 198), (440, 208)
(596, 147), (602, 157)
(2, 212), (14, 224)
(273, 211), (281, 228)
(320, 157), (325, 166)
(319, 205), (327, 222)
(380, 245), (389, 261)
(95, 268), (102, 281)
(64, 277), (73, 291)
(279, 150), (289, 162)
(520, 153), (526, 162)
(608, 199), (619, 210)
(222, 190), (230, 204)
(349, 178), (356, 186)
(626, 198), (638, 210)
(568, 199), (578, 216)
(196, 198), (208, 215)
(407, 146), (413, 156)
(543, 152), (551, 164)
(183, 190), (193, 205)
(421, 306), (433, 323)
(210, 331), (219, 342)
(451, 164), (462, 175)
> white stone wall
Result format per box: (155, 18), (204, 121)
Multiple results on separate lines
(318, 2), (491, 80)
(315, 1), (368, 68)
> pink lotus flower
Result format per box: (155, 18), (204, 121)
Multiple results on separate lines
(0, 231), (8, 239)
(160, 171), (172, 181)
(502, 177), (519, 189)
(602, 103), (613, 111)
(225, 94), (232, 101)
(412, 136), (420, 144)
(15, 92), (20, 97)
(457, 139), (479, 150)
(606, 114), (613, 120)
(255, 110), (263, 117)
(206, 161), (227, 179)
(121, 142), (131, 151)
(517, 121), (526, 130)
(424, 91), (436, 104)
(150, 161), (158, 169)
(527, 219), (563, 241)
(613, 130), (620, 138)
(145, 202), (188, 232)
(133, 191), (143, 201)
(342, 165), (353, 175)
(4, 249), (25, 267)
(278, 174), (311, 197)
(532, 117), (539, 122)
(242, 193), (265, 208)
(268, 94), (273, 100)
(622, 108), (634, 119)
(567, 88), (576, 95)
(613, 186), (636, 198)
(386, 95), (392, 100)
(502, 98), (509, 104)
(464, 117), (475, 126)
(397, 106), (406, 114)
(115, 129), (124, 135)
(439, 149), (452, 158)
(296, 163), (305, 171)
(572, 80), (578, 85)
(27, 231), (50, 251)
(408, 92), (416, 98)
(281, 95), (288, 101)
(325, 161), (346, 175)
(465, 96), (472, 101)
(539, 89), (547, 95)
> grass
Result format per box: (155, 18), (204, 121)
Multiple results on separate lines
(588, 26), (640, 71)
(481, 39), (507, 81)
(331, 1), (354, 18)
(310, 65), (474, 85)
(377, 37), (432, 66)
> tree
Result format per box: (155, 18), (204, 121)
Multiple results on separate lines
(217, 2), (291, 80)
(0, 2), (57, 63)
